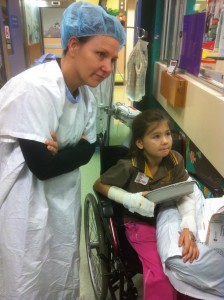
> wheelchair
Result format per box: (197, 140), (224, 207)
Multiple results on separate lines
(84, 126), (223, 300)
(84, 144), (141, 300)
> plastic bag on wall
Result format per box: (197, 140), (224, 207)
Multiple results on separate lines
(126, 39), (148, 102)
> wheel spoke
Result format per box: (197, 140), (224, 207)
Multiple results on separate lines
(84, 195), (109, 299)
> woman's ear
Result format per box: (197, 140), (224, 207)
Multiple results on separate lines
(67, 37), (79, 54)
(135, 139), (143, 150)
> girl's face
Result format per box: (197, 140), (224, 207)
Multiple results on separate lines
(135, 120), (173, 162)
(69, 35), (119, 88)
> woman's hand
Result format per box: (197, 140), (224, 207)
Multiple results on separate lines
(142, 191), (150, 197)
(81, 135), (88, 141)
(178, 228), (199, 263)
(45, 131), (58, 155)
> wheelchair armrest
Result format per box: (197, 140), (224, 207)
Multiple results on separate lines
(94, 190), (115, 218)
(189, 171), (223, 197)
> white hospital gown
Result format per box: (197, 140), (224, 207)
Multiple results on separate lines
(0, 60), (97, 299)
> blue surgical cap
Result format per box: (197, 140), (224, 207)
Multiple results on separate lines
(61, 2), (126, 50)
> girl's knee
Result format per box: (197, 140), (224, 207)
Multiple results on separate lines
(144, 269), (171, 288)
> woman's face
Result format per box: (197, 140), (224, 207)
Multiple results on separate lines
(135, 120), (173, 162)
(69, 35), (119, 88)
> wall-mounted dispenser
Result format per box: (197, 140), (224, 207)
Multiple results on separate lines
(160, 70), (188, 108)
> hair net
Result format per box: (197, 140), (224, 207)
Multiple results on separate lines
(61, 1), (126, 50)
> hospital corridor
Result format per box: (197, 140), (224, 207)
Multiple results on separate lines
(0, 0), (224, 300)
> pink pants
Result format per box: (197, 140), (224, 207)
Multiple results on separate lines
(125, 222), (177, 300)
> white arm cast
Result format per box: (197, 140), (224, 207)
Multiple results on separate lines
(176, 193), (197, 236)
(108, 186), (155, 217)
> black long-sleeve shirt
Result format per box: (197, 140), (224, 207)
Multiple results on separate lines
(19, 138), (95, 180)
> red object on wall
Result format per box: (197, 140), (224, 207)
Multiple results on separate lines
(202, 40), (215, 50)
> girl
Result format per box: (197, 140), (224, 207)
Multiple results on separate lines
(94, 109), (199, 300)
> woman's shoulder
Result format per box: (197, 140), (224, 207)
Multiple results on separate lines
(11, 60), (64, 92)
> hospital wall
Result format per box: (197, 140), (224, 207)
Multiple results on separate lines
(1, 0), (26, 78)
(153, 62), (224, 179)
(133, 0), (224, 190)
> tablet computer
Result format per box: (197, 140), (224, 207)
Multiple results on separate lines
(145, 181), (195, 204)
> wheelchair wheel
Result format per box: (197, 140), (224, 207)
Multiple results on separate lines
(84, 193), (109, 300)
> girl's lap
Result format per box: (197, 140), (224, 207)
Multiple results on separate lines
(156, 195), (224, 299)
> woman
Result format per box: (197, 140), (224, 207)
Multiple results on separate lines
(0, 2), (125, 299)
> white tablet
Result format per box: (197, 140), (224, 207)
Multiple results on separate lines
(145, 180), (195, 204)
